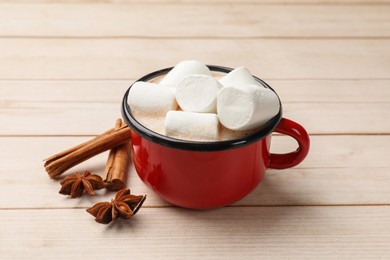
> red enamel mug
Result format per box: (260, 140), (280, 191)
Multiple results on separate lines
(122, 65), (310, 209)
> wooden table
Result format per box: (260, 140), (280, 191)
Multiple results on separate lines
(1, 0), (389, 258)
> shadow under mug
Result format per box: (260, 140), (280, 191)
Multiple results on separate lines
(122, 65), (310, 209)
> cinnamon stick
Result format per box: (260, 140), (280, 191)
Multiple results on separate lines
(103, 119), (131, 191)
(44, 127), (115, 163)
(44, 124), (131, 179)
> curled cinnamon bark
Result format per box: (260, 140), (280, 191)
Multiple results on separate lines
(103, 119), (132, 191)
(44, 123), (131, 179)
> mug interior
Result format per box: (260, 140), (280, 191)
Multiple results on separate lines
(121, 65), (283, 151)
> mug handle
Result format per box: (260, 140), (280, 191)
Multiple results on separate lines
(269, 118), (310, 169)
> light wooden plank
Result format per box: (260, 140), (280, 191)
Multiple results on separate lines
(282, 102), (390, 134)
(1, 100), (388, 135)
(1, 136), (389, 208)
(0, 102), (123, 135)
(2, 79), (390, 103)
(247, 167), (390, 206)
(1, 4), (389, 37)
(1, 207), (389, 258)
(0, 39), (389, 80)
(0, 80), (131, 102)
(269, 79), (390, 103)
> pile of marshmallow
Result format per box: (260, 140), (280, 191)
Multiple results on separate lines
(128, 60), (280, 141)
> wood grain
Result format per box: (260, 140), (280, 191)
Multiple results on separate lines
(1, 100), (388, 135)
(1, 4), (389, 37)
(2, 80), (390, 103)
(1, 207), (389, 258)
(1, 136), (389, 208)
(1, 79), (389, 136)
(0, 39), (389, 80)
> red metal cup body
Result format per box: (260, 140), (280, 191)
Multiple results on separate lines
(131, 130), (271, 209)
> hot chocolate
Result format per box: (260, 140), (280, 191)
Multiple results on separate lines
(132, 72), (259, 141)
(133, 110), (260, 142)
(128, 61), (279, 142)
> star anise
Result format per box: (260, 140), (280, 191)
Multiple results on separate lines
(59, 171), (106, 198)
(86, 189), (146, 224)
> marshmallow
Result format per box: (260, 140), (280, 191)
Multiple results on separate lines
(160, 60), (211, 87)
(219, 66), (262, 87)
(176, 74), (223, 113)
(128, 81), (178, 116)
(217, 84), (280, 131)
(165, 111), (219, 141)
